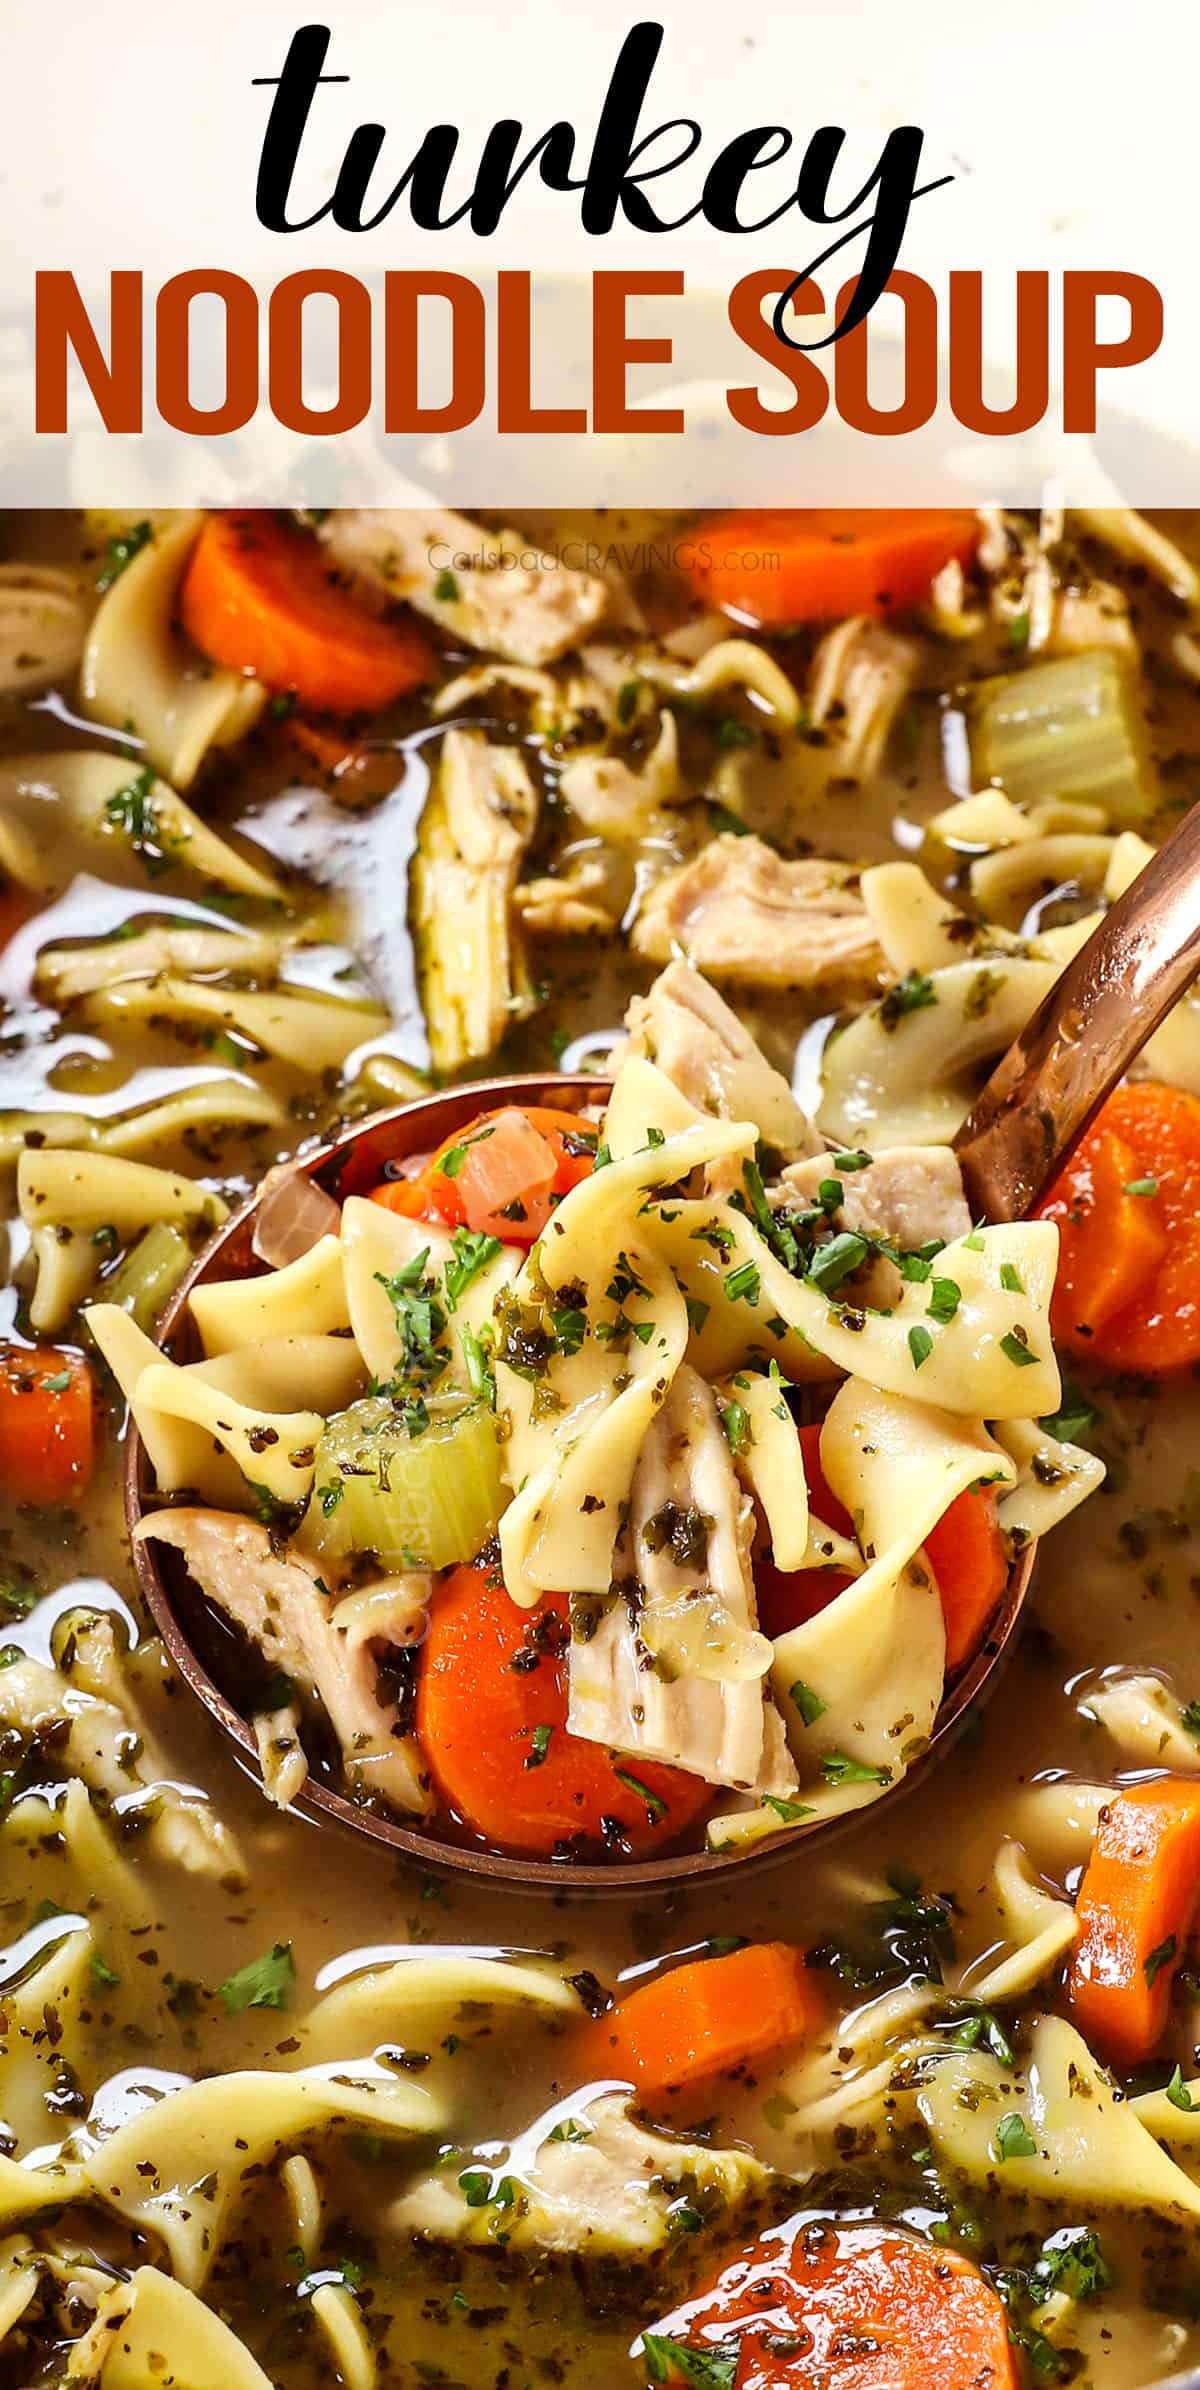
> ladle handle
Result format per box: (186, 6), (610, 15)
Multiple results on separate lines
(953, 796), (1200, 1223)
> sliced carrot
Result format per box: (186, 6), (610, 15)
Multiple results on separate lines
(369, 1104), (597, 1249)
(923, 1483), (1009, 1674)
(1068, 1776), (1200, 2068)
(0, 1346), (95, 1506)
(689, 509), (979, 627)
(755, 1426), (1006, 1672)
(180, 512), (436, 715)
(597, 1943), (822, 2099)
(284, 715), (403, 802)
(1037, 1083), (1200, 1373)
(642, 2217), (1018, 2390)
(415, 1566), (709, 1859)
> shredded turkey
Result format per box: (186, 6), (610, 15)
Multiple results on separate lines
(317, 507), (609, 665)
(390, 2094), (779, 2255)
(137, 1510), (432, 1816)
(513, 854), (620, 937)
(624, 961), (820, 1159)
(412, 727), (538, 1070)
(632, 834), (885, 989)
(781, 1145), (972, 1306)
(568, 1367), (799, 1798)
(809, 617), (919, 777)
(558, 711), (682, 843)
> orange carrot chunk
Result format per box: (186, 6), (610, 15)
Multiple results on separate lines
(598, 1943), (823, 2098)
(689, 509), (979, 627)
(923, 1482), (1009, 1673)
(1037, 1083), (1200, 1373)
(415, 1566), (708, 1859)
(641, 2217), (1019, 2390)
(284, 715), (404, 801)
(368, 1105), (596, 1248)
(180, 511), (436, 715)
(1068, 1776), (1200, 2069)
(0, 1346), (95, 1506)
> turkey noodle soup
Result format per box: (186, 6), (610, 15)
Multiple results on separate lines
(1, 503), (1200, 2385)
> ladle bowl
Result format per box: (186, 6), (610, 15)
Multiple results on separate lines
(127, 792), (1200, 1894)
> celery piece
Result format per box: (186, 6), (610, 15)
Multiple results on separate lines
(101, 1220), (193, 1332)
(305, 1394), (505, 1571)
(969, 651), (1154, 827)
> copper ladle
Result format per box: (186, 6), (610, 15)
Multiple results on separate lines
(126, 798), (1200, 1895)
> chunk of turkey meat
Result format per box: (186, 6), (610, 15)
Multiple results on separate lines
(567, 1366), (799, 1798)
(809, 617), (919, 778)
(781, 1144), (972, 1305)
(412, 728), (538, 1070)
(632, 835), (885, 990)
(624, 961), (820, 1160)
(390, 2094), (779, 2256)
(317, 507), (609, 665)
(137, 1510), (432, 1816)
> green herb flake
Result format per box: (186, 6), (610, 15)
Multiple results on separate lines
(613, 1766), (668, 1823)
(807, 1232), (869, 1297)
(434, 568), (460, 603)
(993, 2111), (1037, 2162)
(878, 971), (937, 1031)
(217, 1942), (296, 2014)
(96, 518), (152, 591)
(1167, 2064), (1198, 2113)
(1124, 1176), (1159, 1199)
(821, 1749), (891, 1787)
(444, 1228), (502, 1313)
(762, 1794), (816, 1825)
(640, 2334), (738, 2388)
(724, 1260), (760, 1307)
(524, 1723), (553, 1770)
(720, 1400), (750, 1455)
(908, 1324), (933, 1371)
(927, 1276), (962, 1325)
(1000, 1328), (1038, 1369)
(790, 1680), (826, 1728)
(1144, 1933), (1177, 1988)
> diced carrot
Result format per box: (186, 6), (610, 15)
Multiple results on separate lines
(0, 1346), (95, 1506)
(597, 1943), (822, 2099)
(689, 509), (980, 627)
(1036, 1083), (1200, 1373)
(641, 2216), (1018, 2390)
(284, 715), (403, 802)
(368, 1104), (597, 1249)
(1068, 1776), (1200, 2068)
(414, 1566), (709, 1859)
(180, 512), (436, 716)
(923, 1483), (1009, 1673)
(755, 1426), (1007, 1673)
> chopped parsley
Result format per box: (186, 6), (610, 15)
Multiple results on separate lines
(1000, 1262), (1025, 1295)
(443, 1229), (502, 1313)
(762, 1794), (815, 1825)
(217, 1941), (296, 2014)
(878, 971), (937, 1030)
(789, 1680), (826, 1728)
(103, 765), (181, 877)
(433, 568), (460, 603)
(1167, 2064), (1198, 2112)
(807, 1231), (869, 1297)
(640, 2338), (738, 2388)
(993, 2111), (1037, 2162)
(720, 1400), (750, 1455)
(524, 1724), (553, 1770)
(908, 1324), (933, 1371)
(1143, 1933), (1177, 1988)
(724, 1260), (760, 1307)
(612, 1767), (668, 1823)
(1000, 1328), (1038, 1369)
(927, 1276), (962, 1324)
(96, 517), (152, 590)
(1123, 1176), (1158, 1198)
(821, 1749), (891, 1786)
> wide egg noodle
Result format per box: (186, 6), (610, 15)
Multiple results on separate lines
(818, 956), (1061, 1146)
(918, 2012), (1200, 2219)
(81, 512), (266, 788)
(961, 1839), (1079, 2004)
(63, 2265), (273, 2389)
(771, 1381), (1014, 1779)
(188, 1234), (349, 1357)
(86, 975), (389, 1072)
(69, 2066), (440, 2289)
(993, 1417), (1106, 1543)
(17, 1149), (226, 1239)
(0, 1927), (94, 2154)
(0, 751), (280, 901)
(653, 1199), (1063, 1420)
(718, 1366), (811, 1573)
